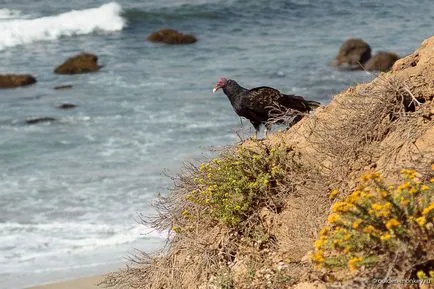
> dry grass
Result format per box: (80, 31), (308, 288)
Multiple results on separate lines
(100, 140), (326, 289)
(302, 74), (429, 194)
(265, 102), (307, 128)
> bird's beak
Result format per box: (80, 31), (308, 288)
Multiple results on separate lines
(212, 86), (219, 93)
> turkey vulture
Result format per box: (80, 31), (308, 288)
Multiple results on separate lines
(213, 78), (321, 138)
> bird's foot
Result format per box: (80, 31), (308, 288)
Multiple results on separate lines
(249, 134), (264, 142)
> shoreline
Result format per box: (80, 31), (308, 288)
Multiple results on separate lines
(27, 275), (103, 289)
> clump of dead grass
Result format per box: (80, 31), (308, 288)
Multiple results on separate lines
(265, 102), (306, 128)
(304, 74), (429, 193)
(101, 141), (322, 289)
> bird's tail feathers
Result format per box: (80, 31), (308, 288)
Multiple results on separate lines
(278, 94), (321, 112)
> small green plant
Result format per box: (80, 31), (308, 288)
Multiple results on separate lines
(217, 271), (234, 289)
(312, 167), (434, 274)
(246, 263), (256, 284)
(273, 268), (295, 287)
(182, 142), (293, 227)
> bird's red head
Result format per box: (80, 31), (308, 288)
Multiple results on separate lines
(213, 77), (228, 93)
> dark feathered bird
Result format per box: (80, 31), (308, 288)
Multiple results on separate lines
(213, 78), (321, 138)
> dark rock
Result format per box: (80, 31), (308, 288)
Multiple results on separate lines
(54, 84), (73, 90)
(147, 29), (197, 45)
(0, 74), (37, 88)
(331, 39), (372, 70)
(54, 53), (102, 75)
(25, 117), (56, 125)
(365, 51), (400, 72)
(57, 103), (77, 110)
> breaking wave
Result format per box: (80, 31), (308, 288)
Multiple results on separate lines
(0, 221), (165, 265)
(0, 2), (125, 50)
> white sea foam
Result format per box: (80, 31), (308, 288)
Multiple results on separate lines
(0, 222), (165, 289)
(0, 8), (23, 20)
(0, 221), (165, 265)
(0, 2), (125, 50)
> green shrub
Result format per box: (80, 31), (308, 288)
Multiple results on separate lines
(181, 142), (294, 228)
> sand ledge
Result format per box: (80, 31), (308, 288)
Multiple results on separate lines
(27, 275), (102, 289)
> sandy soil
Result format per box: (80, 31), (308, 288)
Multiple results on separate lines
(27, 275), (102, 289)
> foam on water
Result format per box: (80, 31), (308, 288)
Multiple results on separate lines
(0, 221), (165, 270)
(0, 8), (23, 20)
(0, 221), (166, 288)
(0, 2), (125, 50)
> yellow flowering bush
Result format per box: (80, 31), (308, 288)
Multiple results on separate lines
(313, 168), (434, 273)
(417, 270), (434, 283)
(183, 142), (292, 227)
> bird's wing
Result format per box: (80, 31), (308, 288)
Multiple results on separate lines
(281, 93), (305, 101)
(242, 86), (282, 111)
(245, 86), (312, 113)
(277, 93), (311, 112)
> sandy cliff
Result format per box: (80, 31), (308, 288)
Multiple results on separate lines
(102, 36), (434, 289)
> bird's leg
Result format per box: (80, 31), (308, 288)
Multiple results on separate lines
(264, 123), (272, 138)
(251, 122), (261, 140)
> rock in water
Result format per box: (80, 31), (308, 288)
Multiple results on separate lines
(25, 117), (56, 125)
(331, 39), (372, 70)
(54, 84), (73, 90)
(0, 74), (37, 88)
(54, 53), (102, 74)
(147, 29), (197, 45)
(365, 51), (400, 72)
(57, 103), (77, 109)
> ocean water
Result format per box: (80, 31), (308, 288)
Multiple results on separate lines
(0, 1), (432, 288)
